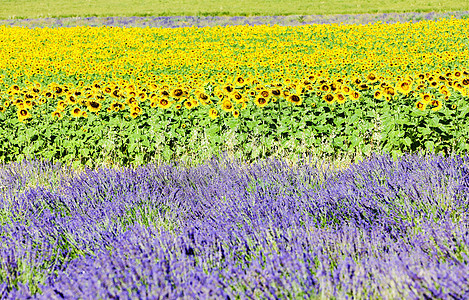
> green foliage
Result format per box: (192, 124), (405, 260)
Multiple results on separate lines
(0, 86), (468, 167)
(0, 0), (468, 19)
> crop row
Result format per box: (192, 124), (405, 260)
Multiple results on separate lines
(1, 18), (469, 165)
(1, 154), (469, 298)
(1, 69), (469, 166)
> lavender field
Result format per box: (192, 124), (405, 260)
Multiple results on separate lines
(1, 154), (469, 298)
(2, 11), (469, 28)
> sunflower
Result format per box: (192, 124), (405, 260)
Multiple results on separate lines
(191, 99), (199, 108)
(254, 96), (269, 108)
(235, 76), (245, 86)
(4, 101), (10, 108)
(350, 91), (360, 101)
(137, 92), (147, 101)
(10, 84), (20, 92)
(229, 91), (243, 103)
(81, 111), (88, 118)
(87, 100), (102, 113)
(232, 110), (240, 118)
(374, 90), (383, 99)
(71, 107), (81, 117)
(323, 93), (335, 104)
(158, 98), (172, 109)
(366, 72), (378, 83)
(320, 84), (330, 92)
(223, 84), (234, 94)
(126, 97), (138, 107)
(439, 86), (451, 97)
(259, 89), (270, 98)
(209, 108), (219, 119)
(17, 109), (31, 122)
(421, 93), (432, 104)
(415, 101), (426, 111)
(170, 88), (184, 99)
(288, 94), (302, 105)
(130, 111), (139, 119)
(184, 100), (194, 110)
(341, 85), (351, 95)
(131, 106), (142, 115)
(215, 90), (225, 100)
(221, 99), (234, 112)
(51, 111), (62, 119)
(57, 100), (67, 112)
(397, 81), (412, 95)
(336, 93), (346, 104)
(462, 78), (469, 87)
(111, 102), (124, 112)
(196, 92), (210, 104)
(353, 77), (362, 85)
(271, 89), (281, 97)
(24, 100), (33, 109)
(111, 89), (121, 98)
(53, 86), (64, 96)
(67, 94), (78, 105)
(0, 106), (4, 113)
(430, 100), (442, 112)
(103, 86), (112, 94)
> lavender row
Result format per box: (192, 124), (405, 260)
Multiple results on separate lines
(1, 153), (469, 298)
(1, 11), (469, 28)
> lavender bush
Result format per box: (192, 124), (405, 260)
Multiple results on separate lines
(1, 153), (469, 299)
(1, 11), (469, 28)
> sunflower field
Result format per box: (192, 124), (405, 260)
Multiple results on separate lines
(1, 18), (469, 166)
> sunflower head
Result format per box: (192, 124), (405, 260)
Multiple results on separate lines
(351, 91), (360, 100)
(223, 85), (234, 94)
(336, 93), (346, 104)
(421, 93), (432, 104)
(374, 90), (383, 99)
(254, 96), (269, 108)
(366, 73), (377, 83)
(87, 100), (102, 113)
(271, 89), (281, 97)
(170, 88), (184, 99)
(158, 98), (172, 109)
(209, 108), (219, 120)
(131, 106), (142, 115)
(184, 100), (194, 110)
(232, 110), (240, 118)
(430, 100), (442, 112)
(221, 99), (234, 112)
(415, 100), (426, 111)
(17, 109), (31, 121)
(51, 111), (62, 119)
(323, 93), (335, 104)
(397, 81), (412, 95)
(288, 94), (302, 105)
(71, 107), (81, 117)
(259, 90), (270, 98)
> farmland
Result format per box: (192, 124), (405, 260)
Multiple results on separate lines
(1, 4), (469, 299)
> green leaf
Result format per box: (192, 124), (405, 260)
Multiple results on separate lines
(403, 137), (412, 147)
(425, 141), (435, 152)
